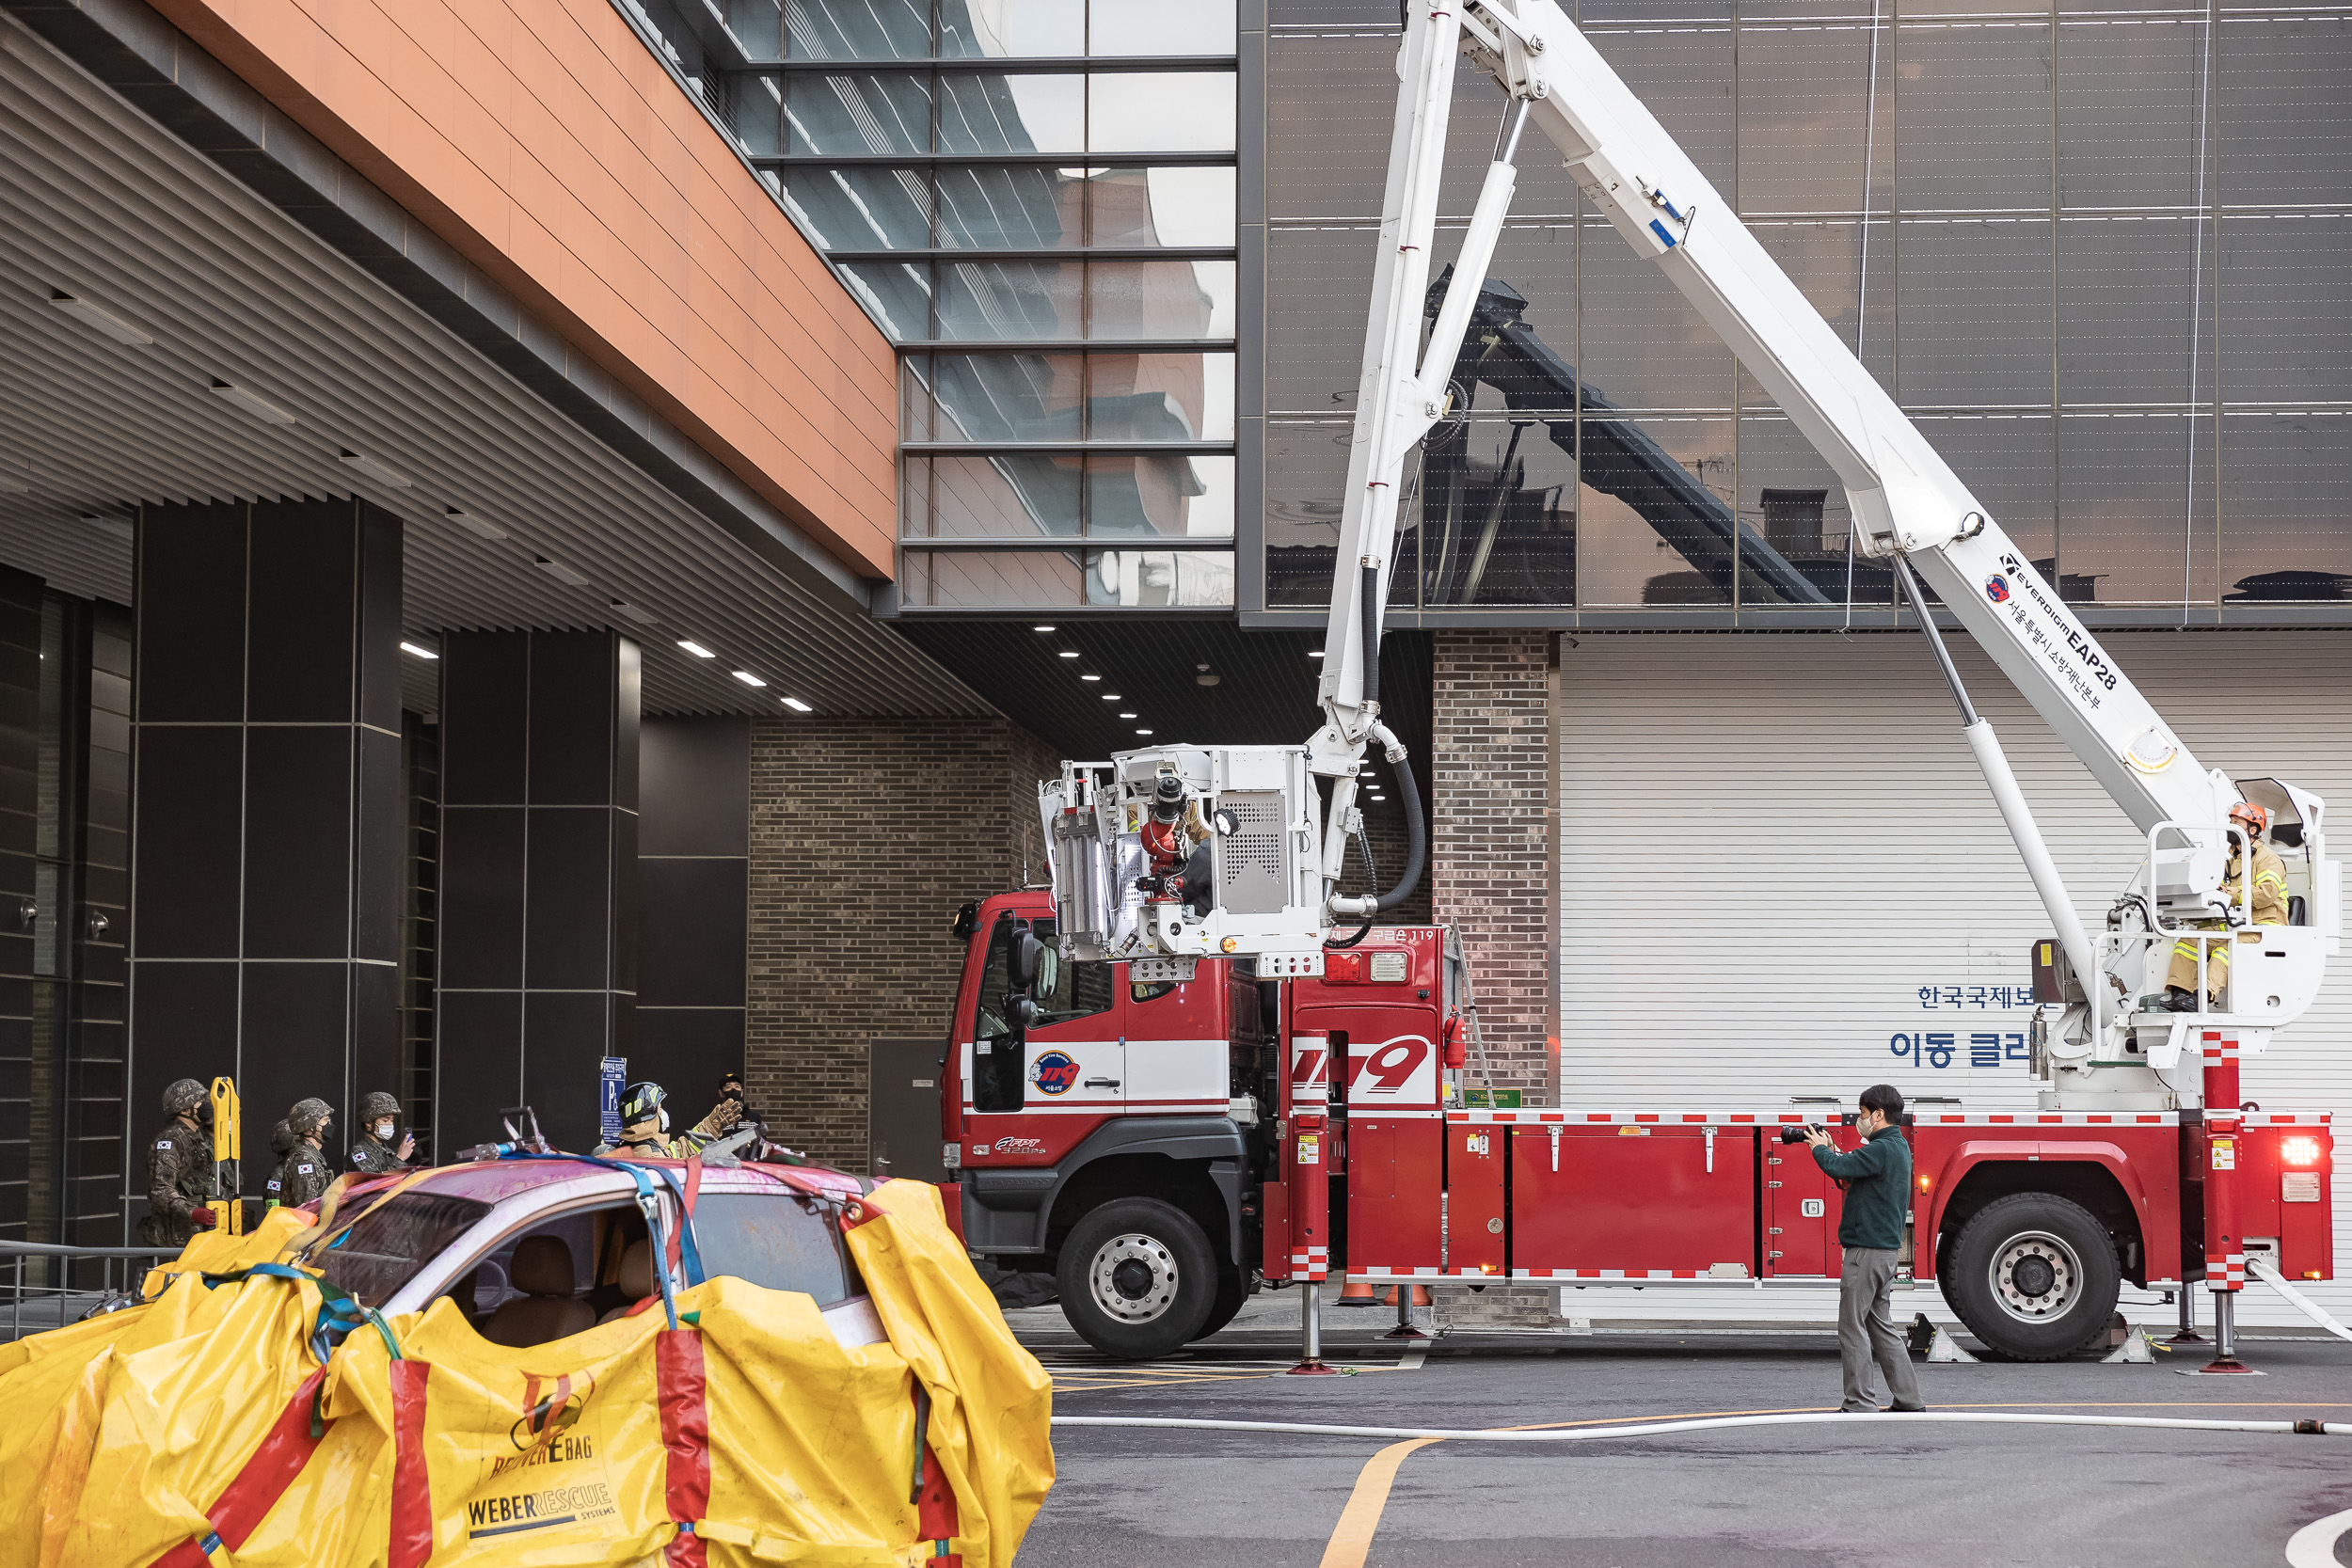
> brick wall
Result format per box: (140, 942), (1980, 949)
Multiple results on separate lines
(746, 717), (1058, 1167)
(1430, 630), (1555, 1099)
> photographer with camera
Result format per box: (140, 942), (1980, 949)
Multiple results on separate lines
(1803, 1085), (1925, 1414)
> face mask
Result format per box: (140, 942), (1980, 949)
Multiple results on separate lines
(197, 1101), (215, 1129)
(374, 1120), (396, 1140)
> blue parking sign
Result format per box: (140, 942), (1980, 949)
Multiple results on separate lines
(599, 1057), (627, 1144)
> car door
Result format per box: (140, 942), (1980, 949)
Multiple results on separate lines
(962, 913), (1124, 1169)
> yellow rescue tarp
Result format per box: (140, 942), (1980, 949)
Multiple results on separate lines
(0, 1176), (1052, 1567)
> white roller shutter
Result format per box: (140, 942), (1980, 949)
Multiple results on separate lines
(1558, 629), (2352, 1327)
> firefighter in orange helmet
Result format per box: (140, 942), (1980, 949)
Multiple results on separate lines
(2164, 800), (2290, 1011)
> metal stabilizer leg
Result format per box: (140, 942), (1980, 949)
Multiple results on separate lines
(1381, 1282), (1433, 1341)
(2167, 1285), (2206, 1345)
(2183, 1289), (2262, 1374)
(1288, 1281), (1343, 1374)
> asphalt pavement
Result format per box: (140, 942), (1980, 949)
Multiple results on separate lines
(1008, 1295), (2352, 1567)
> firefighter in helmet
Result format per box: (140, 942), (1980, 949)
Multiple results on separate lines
(140, 1078), (218, 1247)
(595, 1081), (740, 1162)
(348, 1090), (417, 1176)
(2165, 800), (2291, 1011)
(273, 1098), (337, 1210)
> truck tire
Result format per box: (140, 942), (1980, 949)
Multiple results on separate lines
(1943, 1192), (2121, 1361)
(1192, 1269), (1248, 1341)
(1057, 1197), (1218, 1359)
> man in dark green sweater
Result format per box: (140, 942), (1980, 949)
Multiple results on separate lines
(1806, 1084), (1925, 1413)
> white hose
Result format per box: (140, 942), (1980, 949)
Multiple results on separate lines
(1054, 1411), (2342, 1442)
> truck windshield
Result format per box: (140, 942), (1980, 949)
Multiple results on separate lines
(312, 1191), (495, 1307)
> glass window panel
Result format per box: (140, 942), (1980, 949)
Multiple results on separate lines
(942, 0), (1086, 57)
(1089, 166), (1237, 247)
(938, 73), (1087, 153)
(930, 452), (1084, 535)
(935, 165), (1083, 248)
(1084, 548), (1235, 606)
(1088, 454), (1235, 537)
(723, 0), (783, 60)
(2219, 414), (2352, 604)
(901, 356), (933, 442)
(1266, 228), (1375, 416)
(921, 549), (1088, 607)
(1265, 420), (1351, 607)
(1733, 415), (1872, 610)
(1089, 0), (1236, 55)
(2058, 17), (2210, 210)
(1895, 21), (2054, 212)
(836, 259), (931, 340)
(1088, 72), (1237, 152)
(938, 260), (1083, 339)
(1577, 415), (1736, 607)
(1418, 419), (1577, 607)
(1452, 225), (1579, 416)
(1087, 352), (1235, 440)
(783, 166), (933, 248)
(2059, 413), (2215, 604)
(2058, 214), (2205, 406)
(785, 72), (930, 155)
(1893, 218), (2053, 408)
(1087, 260), (1234, 340)
(931, 353), (1085, 439)
(2220, 214), (2352, 404)
(1586, 24), (1735, 197)
(718, 74), (784, 156)
(1739, 219), (1898, 397)
(1915, 411), (2058, 581)
(1266, 35), (1396, 221)
(2219, 18), (2352, 209)
(1737, 19), (1892, 217)
(787, 0), (927, 58)
(903, 454), (930, 535)
(1576, 216), (1735, 412)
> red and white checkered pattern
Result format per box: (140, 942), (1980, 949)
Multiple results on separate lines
(1440, 1107), (2201, 1127)
(1289, 1244), (1328, 1282)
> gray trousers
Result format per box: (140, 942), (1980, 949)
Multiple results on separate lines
(1838, 1245), (1922, 1411)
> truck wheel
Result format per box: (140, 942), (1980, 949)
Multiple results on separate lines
(1944, 1192), (2121, 1361)
(1192, 1269), (1248, 1341)
(1057, 1198), (1217, 1359)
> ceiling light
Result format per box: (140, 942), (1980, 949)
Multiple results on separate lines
(445, 507), (506, 541)
(1119, 712), (1136, 719)
(678, 640), (716, 658)
(1197, 673), (1220, 687)
(1033, 625), (1056, 632)
(610, 599), (658, 626)
(1135, 728), (1154, 736)
(1101, 693), (1120, 701)
(1057, 650), (1079, 658)
(341, 450), (411, 488)
(399, 641), (439, 660)
(732, 671), (767, 687)
(1309, 650), (1325, 659)
(50, 291), (151, 345)
(781, 697), (813, 713)
(1081, 673), (1101, 681)
(209, 379), (296, 425)
(533, 555), (589, 586)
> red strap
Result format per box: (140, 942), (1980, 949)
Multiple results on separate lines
(387, 1360), (433, 1568)
(916, 1437), (961, 1564)
(668, 1156), (706, 1280)
(656, 1329), (711, 1568)
(149, 1370), (328, 1568)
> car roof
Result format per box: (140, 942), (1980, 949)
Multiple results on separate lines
(373, 1156), (867, 1209)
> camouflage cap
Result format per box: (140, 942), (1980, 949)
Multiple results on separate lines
(359, 1090), (401, 1122)
(288, 1097), (334, 1137)
(163, 1078), (208, 1117)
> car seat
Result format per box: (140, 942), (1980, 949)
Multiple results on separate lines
(597, 1239), (657, 1324)
(480, 1235), (594, 1347)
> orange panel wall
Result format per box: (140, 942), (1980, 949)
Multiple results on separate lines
(151, 0), (899, 580)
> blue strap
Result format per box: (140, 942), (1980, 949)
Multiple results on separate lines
(497, 1150), (702, 1329)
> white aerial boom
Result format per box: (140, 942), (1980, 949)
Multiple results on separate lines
(1047, 0), (2337, 1105)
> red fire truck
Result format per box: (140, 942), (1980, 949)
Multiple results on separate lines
(938, 895), (2334, 1363)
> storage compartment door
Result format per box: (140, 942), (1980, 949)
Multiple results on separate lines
(1446, 1119), (1506, 1277)
(1764, 1137), (1847, 1278)
(1512, 1126), (1755, 1278)
(1345, 1117), (1442, 1276)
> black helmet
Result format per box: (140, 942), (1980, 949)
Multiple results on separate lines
(163, 1078), (207, 1118)
(620, 1081), (667, 1128)
(359, 1090), (401, 1123)
(289, 1097), (333, 1138)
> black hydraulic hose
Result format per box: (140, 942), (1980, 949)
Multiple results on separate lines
(1360, 563), (1382, 709)
(1374, 754), (1427, 912)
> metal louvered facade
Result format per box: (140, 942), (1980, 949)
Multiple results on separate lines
(1558, 629), (2352, 1324)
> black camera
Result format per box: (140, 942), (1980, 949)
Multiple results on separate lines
(1777, 1125), (1821, 1145)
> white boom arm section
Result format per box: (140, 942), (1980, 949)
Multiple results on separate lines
(1048, 0), (2334, 1104)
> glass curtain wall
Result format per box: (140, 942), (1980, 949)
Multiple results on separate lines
(621, 0), (1242, 612)
(1263, 0), (2352, 620)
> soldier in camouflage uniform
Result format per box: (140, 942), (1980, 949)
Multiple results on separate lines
(262, 1118), (294, 1205)
(273, 1098), (336, 1211)
(140, 1078), (218, 1247)
(347, 1090), (417, 1176)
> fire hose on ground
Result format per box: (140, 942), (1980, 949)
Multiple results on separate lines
(1052, 1410), (2344, 1440)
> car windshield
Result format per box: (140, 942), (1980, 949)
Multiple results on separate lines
(311, 1191), (495, 1307)
(692, 1193), (864, 1307)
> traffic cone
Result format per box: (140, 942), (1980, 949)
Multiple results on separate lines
(1378, 1285), (1433, 1307)
(1336, 1276), (1379, 1306)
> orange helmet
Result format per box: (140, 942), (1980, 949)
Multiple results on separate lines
(2229, 800), (2270, 836)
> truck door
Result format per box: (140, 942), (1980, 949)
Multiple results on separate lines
(964, 915), (1123, 1166)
